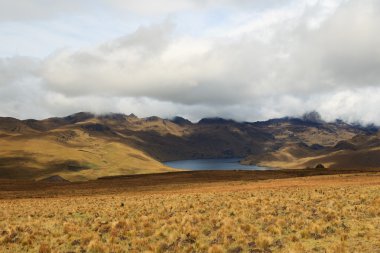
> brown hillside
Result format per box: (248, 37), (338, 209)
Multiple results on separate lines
(0, 112), (378, 180)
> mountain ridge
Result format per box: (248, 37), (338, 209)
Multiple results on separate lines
(0, 112), (379, 181)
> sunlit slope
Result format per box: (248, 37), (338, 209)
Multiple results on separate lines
(244, 148), (380, 169)
(0, 128), (174, 181)
(243, 135), (380, 170)
(1, 112), (378, 180)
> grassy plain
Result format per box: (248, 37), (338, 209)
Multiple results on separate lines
(1, 171), (380, 253)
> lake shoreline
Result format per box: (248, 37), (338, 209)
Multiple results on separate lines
(164, 158), (274, 171)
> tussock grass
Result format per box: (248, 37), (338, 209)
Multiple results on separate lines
(0, 175), (380, 252)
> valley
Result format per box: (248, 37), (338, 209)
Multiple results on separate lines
(0, 112), (379, 181)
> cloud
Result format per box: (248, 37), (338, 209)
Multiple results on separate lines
(1, 0), (380, 125)
(41, 1), (380, 100)
(0, 0), (88, 21)
(0, 57), (39, 86)
(0, 0), (288, 21)
(105, 0), (288, 15)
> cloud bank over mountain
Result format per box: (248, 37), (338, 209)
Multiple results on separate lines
(0, 0), (380, 123)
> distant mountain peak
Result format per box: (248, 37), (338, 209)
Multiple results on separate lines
(144, 116), (163, 122)
(198, 117), (236, 125)
(59, 112), (95, 124)
(170, 116), (192, 125)
(302, 111), (324, 124)
(66, 112), (94, 118)
(98, 113), (127, 121)
(128, 113), (138, 119)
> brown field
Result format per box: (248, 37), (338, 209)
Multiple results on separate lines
(1, 170), (380, 253)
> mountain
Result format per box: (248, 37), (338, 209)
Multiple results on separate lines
(0, 112), (378, 181)
(0, 113), (175, 181)
(242, 115), (380, 169)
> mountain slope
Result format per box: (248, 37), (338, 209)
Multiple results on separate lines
(242, 131), (380, 170)
(0, 116), (175, 181)
(0, 112), (378, 181)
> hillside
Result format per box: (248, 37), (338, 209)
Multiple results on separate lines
(0, 114), (175, 181)
(242, 129), (380, 170)
(0, 112), (378, 181)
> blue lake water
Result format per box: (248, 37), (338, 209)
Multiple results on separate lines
(164, 158), (271, 171)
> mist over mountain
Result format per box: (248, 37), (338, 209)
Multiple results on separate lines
(0, 112), (378, 181)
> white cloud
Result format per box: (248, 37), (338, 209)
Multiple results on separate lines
(1, 0), (380, 125)
(0, 0), (288, 21)
(102, 0), (289, 16)
(40, 1), (380, 99)
(0, 0), (88, 21)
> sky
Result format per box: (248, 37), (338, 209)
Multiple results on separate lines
(0, 0), (380, 124)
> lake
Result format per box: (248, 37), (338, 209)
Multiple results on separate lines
(164, 158), (271, 171)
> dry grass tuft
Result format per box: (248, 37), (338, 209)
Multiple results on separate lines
(38, 244), (51, 253)
(1, 174), (380, 252)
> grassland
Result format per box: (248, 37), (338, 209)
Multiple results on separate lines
(1, 171), (380, 252)
(0, 128), (175, 181)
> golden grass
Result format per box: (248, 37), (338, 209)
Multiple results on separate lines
(1, 174), (379, 252)
(0, 129), (175, 181)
